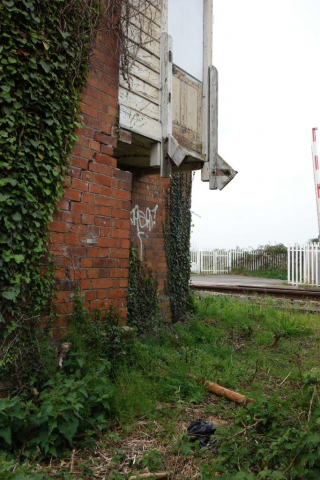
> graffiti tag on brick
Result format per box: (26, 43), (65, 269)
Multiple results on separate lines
(130, 204), (158, 256)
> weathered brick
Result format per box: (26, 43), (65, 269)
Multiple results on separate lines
(95, 153), (115, 166)
(100, 144), (114, 156)
(81, 147), (95, 160)
(63, 177), (71, 188)
(98, 268), (109, 277)
(69, 224), (86, 235)
(50, 233), (64, 244)
(94, 132), (117, 148)
(71, 202), (88, 214)
(98, 238), (114, 248)
(72, 178), (88, 191)
(87, 269), (99, 279)
(88, 205), (99, 215)
(97, 289), (108, 299)
(91, 278), (113, 289)
(100, 227), (111, 237)
(64, 212), (81, 224)
(86, 225), (100, 236)
(92, 258), (114, 268)
(100, 206), (111, 216)
(121, 239), (130, 249)
(81, 258), (93, 268)
(69, 167), (81, 179)
(64, 235), (79, 245)
(112, 189), (131, 200)
(109, 288), (126, 299)
(101, 124), (111, 135)
(75, 135), (90, 147)
(85, 291), (97, 301)
(58, 198), (70, 210)
(89, 183), (101, 194)
(82, 193), (95, 203)
(112, 229), (129, 239)
(51, 221), (69, 233)
(79, 103), (98, 118)
(82, 215), (94, 225)
(111, 208), (129, 219)
(82, 171), (95, 182)
(72, 157), (89, 170)
(89, 162), (103, 173)
(90, 140), (100, 152)
(96, 174), (112, 187)
(100, 186), (111, 196)
(87, 248), (99, 258)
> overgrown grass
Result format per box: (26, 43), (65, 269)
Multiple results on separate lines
(105, 294), (320, 479)
(2, 294), (320, 478)
(231, 267), (287, 280)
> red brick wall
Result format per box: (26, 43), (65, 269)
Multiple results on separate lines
(50, 30), (131, 324)
(130, 173), (171, 318)
(50, 31), (172, 325)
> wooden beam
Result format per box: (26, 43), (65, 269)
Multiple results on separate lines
(208, 65), (218, 190)
(167, 134), (205, 167)
(201, 0), (213, 182)
(150, 141), (161, 166)
(160, 31), (172, 177)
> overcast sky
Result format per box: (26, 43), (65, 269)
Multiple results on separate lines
(191, 0), (320, 250)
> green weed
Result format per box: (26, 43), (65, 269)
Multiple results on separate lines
(2, 293), (320, 479)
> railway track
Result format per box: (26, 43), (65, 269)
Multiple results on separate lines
(190, 283), (320, 301)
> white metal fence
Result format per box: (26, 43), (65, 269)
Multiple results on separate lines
(190, 250), (230, 274)
(191, 248), (287, 275)
(288, 243), (320, 286)
(229, 249), (287, 271)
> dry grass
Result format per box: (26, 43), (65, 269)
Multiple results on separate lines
(37, 397), (229, 479)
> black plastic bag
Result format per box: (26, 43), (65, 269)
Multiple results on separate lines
(187, 419), (216, 447)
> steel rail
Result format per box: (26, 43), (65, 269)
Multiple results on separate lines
(190, 283), (320, 300)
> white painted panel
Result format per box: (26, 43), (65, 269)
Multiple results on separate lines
(172, 75), (181, 124)
(120, 73), (160, 104)
(130, 0), (162, 26)
(127, 43), (160, 73)
(129, 6), (161, 40)
(127, 58), (160, 87)
(119, 105), (162, 141)
(127, 23), (160, 57)
(119, 87), (159, 121)
(168, 0), (203, 81)
(186, 84), (198, 131)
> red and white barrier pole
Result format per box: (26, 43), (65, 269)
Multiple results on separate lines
(311, 128), (320, 238)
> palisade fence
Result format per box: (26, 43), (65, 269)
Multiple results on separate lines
(288, 243), (320, 286)
(190, 248), (287, 275)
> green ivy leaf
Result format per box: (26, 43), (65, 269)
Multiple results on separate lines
(0, 427), (12, 445)
(14, 255), (25, 264)
(39, 59), (51, 73)
(12, 212), (22, 222)
(0, 194), (10, 202)
(2, 288), (19, 301)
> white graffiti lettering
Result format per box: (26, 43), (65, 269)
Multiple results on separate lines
(130, 204), (158, 257)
